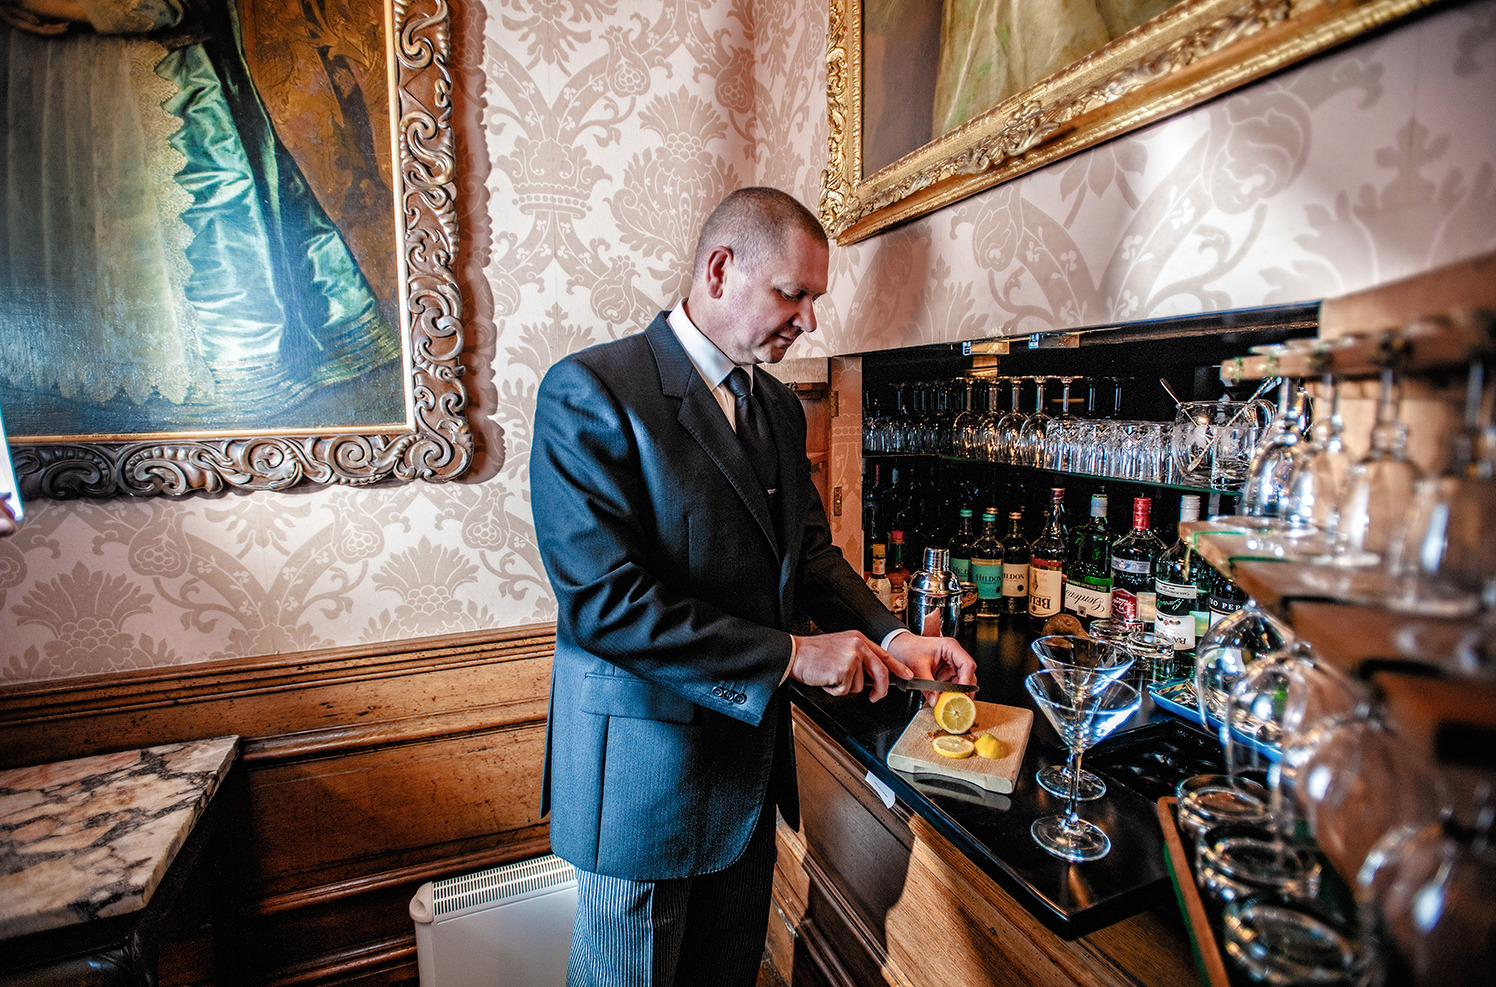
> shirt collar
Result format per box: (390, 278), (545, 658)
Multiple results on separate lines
(668, 300), (744, 392)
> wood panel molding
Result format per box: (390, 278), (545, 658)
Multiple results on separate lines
(0, 624), (560, 986)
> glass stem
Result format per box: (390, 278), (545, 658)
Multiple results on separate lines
(1063, 747), (1087, 829)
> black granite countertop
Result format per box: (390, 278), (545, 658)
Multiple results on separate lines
(789, 614), (1222, 939)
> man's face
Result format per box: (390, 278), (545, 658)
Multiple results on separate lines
(709, 230), (828, 365)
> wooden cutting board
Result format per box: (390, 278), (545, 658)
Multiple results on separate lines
(887, 700), (1033, 794)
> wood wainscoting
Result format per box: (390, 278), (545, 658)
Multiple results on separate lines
(0, 624), (559, 986)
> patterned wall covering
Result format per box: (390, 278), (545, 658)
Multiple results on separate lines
(1, 1), (1493, 685)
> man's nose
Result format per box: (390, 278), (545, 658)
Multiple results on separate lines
(794, 297), (817, 333)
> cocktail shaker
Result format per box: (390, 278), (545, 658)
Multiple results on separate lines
(906, 547), (963, 637)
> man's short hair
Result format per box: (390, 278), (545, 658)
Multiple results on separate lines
(691, 187), (827, 281)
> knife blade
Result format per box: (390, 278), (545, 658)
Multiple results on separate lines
(890, 677), (977, 694)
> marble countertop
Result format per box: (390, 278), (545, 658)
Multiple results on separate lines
(0, 735), (239, 940)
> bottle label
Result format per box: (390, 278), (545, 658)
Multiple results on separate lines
(950, 557), (971, 581)
(1029, 564), (1063, 618)
(1111, 558), (1150, 576)
(867, 576), (893, 609)
(1154, 611), (1195, 650)
(971, 559), (1002, 601)
(1156, 578), (1197, 602)
(1208, 599), (1240, 627)
(1111, 587), (1140, 623)
(1002, 564), (1028, 599)
(1064, 580), (1112, 619)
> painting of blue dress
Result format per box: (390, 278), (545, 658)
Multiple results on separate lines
(0, 0), (404, 439)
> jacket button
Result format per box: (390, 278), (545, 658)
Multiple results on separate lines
(734, 693), (747, 704)
(712, 686), (725, 697)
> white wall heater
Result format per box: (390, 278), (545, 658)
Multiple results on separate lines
(410, 854), (578, 987)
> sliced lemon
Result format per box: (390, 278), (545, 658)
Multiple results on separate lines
(974, 734), (1005, 760)
(933, 691), (977, 734)
(931, 735), (974, 758)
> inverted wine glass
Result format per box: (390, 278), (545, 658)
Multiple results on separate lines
(1326, 365), (1422, 568)
(1239, 377), (1309, 528)
(1030, 634), (1134, 800)
(1025, 670), (1141, 862)
(1176, 601), (1294, 838)
(1015, 376), (1052, 467)
(1281, 372), (1352, 554)
(1200, 645), (1363, 904)
(1385, 358), (1496, 617)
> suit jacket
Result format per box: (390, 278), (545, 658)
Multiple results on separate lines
(530, 313), (904, 881)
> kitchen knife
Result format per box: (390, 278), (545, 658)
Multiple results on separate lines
(890, 677), (977, 694)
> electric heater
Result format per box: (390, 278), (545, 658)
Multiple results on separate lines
(410, 854), (578, 987)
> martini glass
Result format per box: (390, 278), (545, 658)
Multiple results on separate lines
(1030, 634), (1135, 800)
(1026, 670), (1142, 862)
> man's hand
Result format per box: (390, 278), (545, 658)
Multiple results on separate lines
(886, 632), (978, 706)
(789, 630), (913, 702)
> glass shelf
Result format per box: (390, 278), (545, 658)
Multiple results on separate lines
(862, 450), (1242, 499)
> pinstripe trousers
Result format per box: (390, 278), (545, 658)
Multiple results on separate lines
(566, 800), (777, 987)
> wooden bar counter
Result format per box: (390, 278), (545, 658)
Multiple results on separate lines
(767, 616), (1203, 987)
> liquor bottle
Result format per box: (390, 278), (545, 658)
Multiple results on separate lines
(887, 530), (911, 618)
(865, 542), (893, 609)
(1062, 493), (1113, 627)
(1110, 496), (1165, 627)
(947, 506), (977, 583)
(1153, 495), (1203, 658)
(1000, 509), (1028, 614)
(1202, 559), (1246, 628)
(1027, 487), (1068, 630)
(893, 468), (926, 562)
(969, 508), (1005, 619)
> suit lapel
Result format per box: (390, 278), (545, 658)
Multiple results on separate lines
(646, 318), (781, 554)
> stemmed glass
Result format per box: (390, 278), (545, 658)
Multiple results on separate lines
(1043, 376), (1083, 471)
(973, 381), (1003, 461)
(988, 377), (1025, 463)
(1176, 601), (1295, 838)
(1280, 371), (1352, 554)
(1025, 669), (1141, 862)
(1030, 635), (1135, 800)
(1327, 364), (1422, 568)
(950, 377), (983, 458)
(1199, 644), (1363, 904)
(1384, 358), (1496, 617)
(1015, 376), (1051, 467)
(1239, 377), (1309, 526)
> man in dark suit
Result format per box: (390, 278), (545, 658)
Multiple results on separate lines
(531, 187), (976, 986)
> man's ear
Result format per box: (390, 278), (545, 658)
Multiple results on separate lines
(704, 246), (733, 299)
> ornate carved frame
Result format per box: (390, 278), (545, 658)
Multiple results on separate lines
(12, 0), (469, 499)
(822, 0), (1439, 244)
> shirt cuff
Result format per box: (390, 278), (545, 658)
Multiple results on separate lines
(881, 627), (910, 651)
(780, 635), (797, 685)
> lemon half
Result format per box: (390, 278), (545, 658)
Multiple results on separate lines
(933, 691), (976, 734)
(931, 735), (974, 758)
(974, 734), (1005, 760)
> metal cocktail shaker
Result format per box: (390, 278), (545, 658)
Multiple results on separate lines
(906, 547), (963, 637)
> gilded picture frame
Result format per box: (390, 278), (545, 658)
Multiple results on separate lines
(822, 0), (1441, 244)
(3, 0), (468, 498)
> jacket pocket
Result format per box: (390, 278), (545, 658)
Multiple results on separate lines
(581, 671), (697, 724)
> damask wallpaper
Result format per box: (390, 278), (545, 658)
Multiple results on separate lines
(1, 0), (1493, 684)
